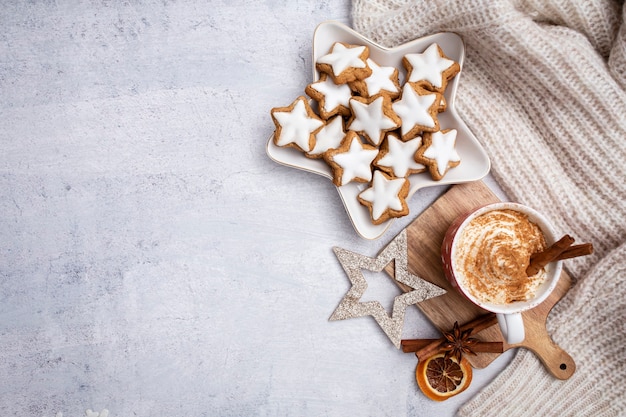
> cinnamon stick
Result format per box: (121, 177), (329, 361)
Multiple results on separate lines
(411, 338), (445, 361)
(470, 341), (505, 354)
(555, 243), (593, 260)
(400, 339), (439, 353)
(459, 312), (499, 335)
(526, 234), (575, 276)
(401, 339), (503, 354)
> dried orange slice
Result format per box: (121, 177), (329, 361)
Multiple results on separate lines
(416, 352), (473, 401)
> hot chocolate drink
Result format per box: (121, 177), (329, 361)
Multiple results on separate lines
(452, 209), (547, 304)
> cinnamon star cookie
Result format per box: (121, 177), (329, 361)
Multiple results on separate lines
(324, 131), (379, 186)
(271, 96), (324, 152)
(316, 42), (372, 85)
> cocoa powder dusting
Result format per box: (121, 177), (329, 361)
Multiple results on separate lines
(454, 209), (547, 304)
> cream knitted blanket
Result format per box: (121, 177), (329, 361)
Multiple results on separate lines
(352, 0), (626, 415)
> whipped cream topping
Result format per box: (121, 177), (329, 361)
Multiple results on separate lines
(453, 209), (547, 304)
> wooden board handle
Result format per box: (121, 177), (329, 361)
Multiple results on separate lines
(515, 328), (576, 380)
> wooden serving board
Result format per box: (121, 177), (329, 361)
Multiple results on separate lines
(389, 181), (576, 379)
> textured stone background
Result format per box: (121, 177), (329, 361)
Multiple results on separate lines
(0, 1), (511, 416)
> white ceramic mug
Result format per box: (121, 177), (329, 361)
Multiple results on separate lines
(441, 202), (563, 344)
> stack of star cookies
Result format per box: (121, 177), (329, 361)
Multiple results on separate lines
(270, 42), (461, 225)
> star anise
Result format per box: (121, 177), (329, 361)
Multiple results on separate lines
(440, 321), (479, 362)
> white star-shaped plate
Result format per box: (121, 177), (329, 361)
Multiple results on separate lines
(266, 21), (490, 240)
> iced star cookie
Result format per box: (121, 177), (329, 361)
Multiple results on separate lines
(358, 170), (410, 225)
(271, 96), (324, 152)
(402, 43), (460, 93)
(416, 129), (461, 181)
(306, 116), (346, 159)
(305, 73), (353, 120)
(349, 58), (401, 99)
(324, 131), (379, 187)
(374, 133), (426, 178)
(316, 42), (372, 85)
(347, 95), (401, 146)
(392, 83), (441, 141)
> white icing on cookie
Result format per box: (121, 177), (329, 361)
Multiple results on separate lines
(308, 116), (345, 157)
(359, 59), (399, 96)
(404, 43), (457, 88)
(273, 98), (324, 151)
(375, 133), (425, 177)
(349, 96), (400, 146)
(307, 75), (352, 117)
(422, 129), (460, 176)
(317, 43), (367, 77)
(392, 84), (438, 137)
(358, 170), (408, 221)
(331, 134), (378, 185)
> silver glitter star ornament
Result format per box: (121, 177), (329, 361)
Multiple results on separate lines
(330, 230), (446, 348)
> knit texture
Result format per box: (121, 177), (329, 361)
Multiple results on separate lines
(352, 0), (626, 415)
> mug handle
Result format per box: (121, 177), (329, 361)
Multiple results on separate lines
(496, 313), (525, 344)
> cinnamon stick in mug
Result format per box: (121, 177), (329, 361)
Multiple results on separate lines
(556, 243), (593, 260)
(526, 235), (574, 276)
